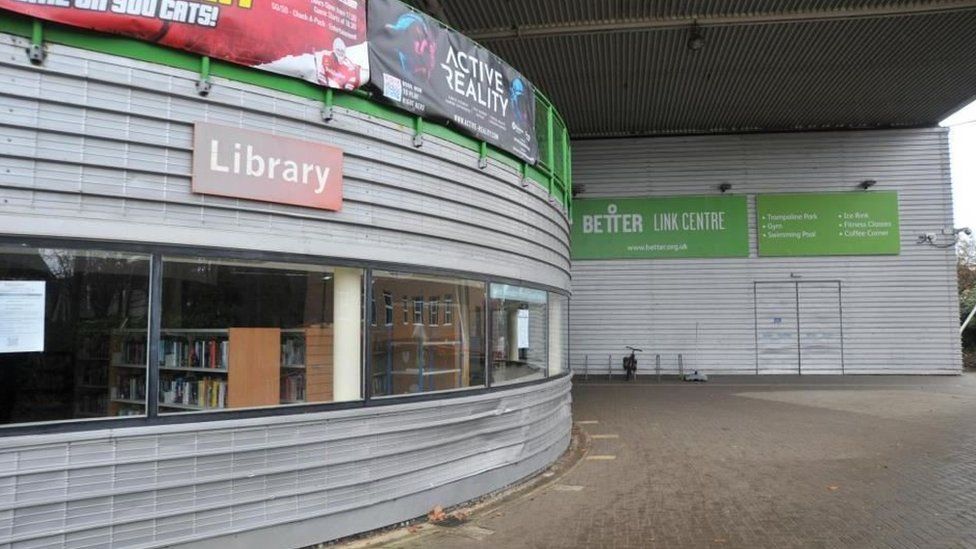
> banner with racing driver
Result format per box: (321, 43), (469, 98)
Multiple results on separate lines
(0, 0), (368, 90)
(367, 0), (538, 164)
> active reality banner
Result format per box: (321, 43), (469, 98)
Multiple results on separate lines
(0, 0), (369, 90)
(367, 0), (539, 164)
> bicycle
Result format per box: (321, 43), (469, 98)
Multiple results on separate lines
(622, 345), (642, 381)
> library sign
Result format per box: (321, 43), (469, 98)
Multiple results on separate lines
(757, 191), (900, 256)
(571, 196), (749, 259)
(192, 123), (343, 211)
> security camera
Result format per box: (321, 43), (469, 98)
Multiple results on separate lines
(959, 227), (973, 236)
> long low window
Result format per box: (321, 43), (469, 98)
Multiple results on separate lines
(0, 242), (568, 429)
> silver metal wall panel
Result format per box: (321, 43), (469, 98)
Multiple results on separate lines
(0, 32), (570, 289)
(0, 31), (574, 548)
(0, 377), (571, 549)
(571, 128), (961, 375)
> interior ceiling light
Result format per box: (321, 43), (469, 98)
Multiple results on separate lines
(687, 22), (705, 51)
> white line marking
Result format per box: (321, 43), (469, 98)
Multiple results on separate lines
(586, 455), (617, 461)
(575, 420), (599, 425)
(591, 434), (619, 439)
(552, 484), (585, 492)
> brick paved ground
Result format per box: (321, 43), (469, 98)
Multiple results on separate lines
(382, 374), (976, 548)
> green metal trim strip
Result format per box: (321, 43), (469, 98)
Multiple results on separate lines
(0, 11), (568, 207)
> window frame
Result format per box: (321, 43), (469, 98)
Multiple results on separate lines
(443, 294), (454, 325)
(413, 297), (424, 325)
(428, 298), (439, 326)
(383, 290), (394, 326)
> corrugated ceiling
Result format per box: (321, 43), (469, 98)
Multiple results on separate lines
(407, 0), (976, 137)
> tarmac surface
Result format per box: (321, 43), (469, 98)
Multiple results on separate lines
(379, 374), (976, 548)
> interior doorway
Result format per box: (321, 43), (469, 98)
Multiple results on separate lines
(754, 281), (845, 374)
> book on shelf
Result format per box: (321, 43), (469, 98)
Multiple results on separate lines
(280, 370), (306, 402)
(281, 335), (305, 367)
(75, 393), (108, 416)
(160, 375), (227, 409)
(110, 371), (146, 401)
(122, 338), (147, 365)
(160, 336), (229, 370)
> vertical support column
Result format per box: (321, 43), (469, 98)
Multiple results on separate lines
(546, 105), (555, 194)
(507, 308), (519, 362)
(322, 87), (335, 122)
(562, 126), (571, 207)
(548, 295), (563, 376)
(196, 56), (213, 96)
(27, 20), (45, 65)
(146, 253), (163, 418)
(333, 267), (362, 401)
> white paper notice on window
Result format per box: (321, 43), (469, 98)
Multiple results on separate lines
(0, 281), (45, 353)
(517, 309), (529, 349)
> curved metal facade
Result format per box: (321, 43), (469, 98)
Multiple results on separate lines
(0, 30), (573, 548)
(0, 377), (572, 548)
(0, 32), (571, 290)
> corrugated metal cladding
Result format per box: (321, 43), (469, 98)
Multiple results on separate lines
(570, 128), (961, 375)
(410, 0), (976, 138)
(0, 378), (572, 549)
(0, 32), (572, 549)
(430, 0), (954, 30)
(0, 32), (571, 291)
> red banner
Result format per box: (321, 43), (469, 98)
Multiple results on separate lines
(0, 0), (368, 90)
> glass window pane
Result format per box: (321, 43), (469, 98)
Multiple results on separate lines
(0, 246), (150, 425)
(160, 257), (362, 412)
(490, 284), (547, 385)
(370, 271), (486, 396)
(549, 293), (569, 376)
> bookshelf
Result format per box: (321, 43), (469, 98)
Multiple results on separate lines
(74, 332), (110, 418)
(94, 326), (332, 413)
(107, 330), (148, 416)
(158, 329), (229, 411)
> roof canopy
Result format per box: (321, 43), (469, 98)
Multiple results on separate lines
(409, 0), (976, 138)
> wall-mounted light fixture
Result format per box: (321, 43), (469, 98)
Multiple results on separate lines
(718, 183), (732, 193)
(687, 22), (705, 51)
(917, 227), (971, 248)
(859, 179), (877, 190)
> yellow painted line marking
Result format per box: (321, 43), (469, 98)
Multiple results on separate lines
(575, 420), (599, 425)
(590, 434), (619, 439)
(585, 455), (617, 461)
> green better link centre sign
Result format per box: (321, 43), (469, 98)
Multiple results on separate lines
(757, 191), (900, 256)
(571, 196), (749, 259)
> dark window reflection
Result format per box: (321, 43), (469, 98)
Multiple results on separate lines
(490, 284), (547, 385)
(369, 272), (485, 396)
(0, 247), (150, 424)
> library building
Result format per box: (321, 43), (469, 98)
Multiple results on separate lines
(1, 0), (971, 546)
(0, 0), (572, 546)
